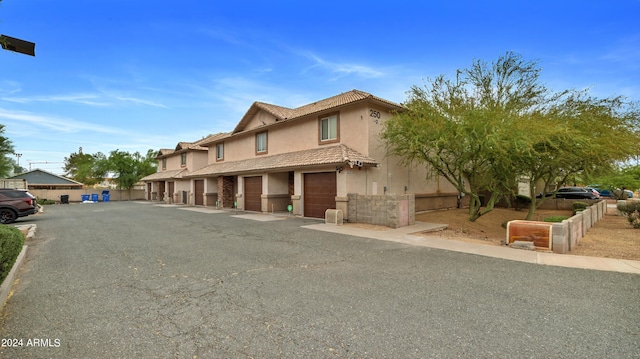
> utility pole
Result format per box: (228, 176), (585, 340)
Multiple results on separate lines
(13, 153), (22, 166)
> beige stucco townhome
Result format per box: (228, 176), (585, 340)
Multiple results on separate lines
(142, 89), (460, 227)
(141, 134), (226, 203)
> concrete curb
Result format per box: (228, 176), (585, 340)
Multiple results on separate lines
(304, 222), (640, 275)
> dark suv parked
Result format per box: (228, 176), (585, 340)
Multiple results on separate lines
(0, 188), (38, 224)
(554, 187), (600, 200)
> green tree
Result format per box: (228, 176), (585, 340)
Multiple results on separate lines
(106, 149), (157, 191)
(8, 157), (25, 175)
(586, 165), (640, 199)
(383, 52), (640, 222)
(64, 151), (107, 186)
(382, 52), (549, 221)
(0, 124), (16, 178)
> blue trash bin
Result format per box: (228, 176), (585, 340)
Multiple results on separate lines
(91, 194), (99, 202)
(102, 194), (110, 202)
(81, 194), (90, 202)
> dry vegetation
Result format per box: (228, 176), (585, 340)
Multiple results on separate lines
(415, 206), (640, 261)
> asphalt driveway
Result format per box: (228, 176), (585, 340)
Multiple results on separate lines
(1, 202), (638, 358)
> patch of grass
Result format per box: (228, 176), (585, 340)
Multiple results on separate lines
(543, 216), (570, 223)
(572, 202), (589, 215)
(0, 225), (25, 284)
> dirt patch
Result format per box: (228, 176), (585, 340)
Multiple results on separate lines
(415, 207), (640, 261)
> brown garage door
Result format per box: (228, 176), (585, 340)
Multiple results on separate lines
(194, 180), (204, 205)
(244, 176), (262, 212)
(304, 172), (336, 218)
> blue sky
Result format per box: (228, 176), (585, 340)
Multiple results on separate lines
(1, 0), (638, 175)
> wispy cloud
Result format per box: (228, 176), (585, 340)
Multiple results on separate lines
(1, 93), (109, 106)
(298, 51), (385, 80)
(199, 27), (247, 47)
(600, 34), (640, 70)
(0, 107), (121, 134)
(1, 91), (169, 108)
(0, 81), (22, 96)
(114, 96), (168, 108)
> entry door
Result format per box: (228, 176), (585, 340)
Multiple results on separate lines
(303, 172), (336, 218)
(244, 176), (262, 212)
(194, 180), (204, 205)
(168, 182), (175, 203)
(158, 182), (165, 201)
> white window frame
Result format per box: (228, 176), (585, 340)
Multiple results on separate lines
(216, 143), (224, 161)
(256, 131), (268, 154)
(319, 114), (339, 143)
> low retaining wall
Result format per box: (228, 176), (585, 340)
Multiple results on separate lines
(347, 193), (415, 228)
(532, 198), (600, 211)
(29, 189), (146, 202)
(415, 192), (463, 212)
(507, 200), (607, 254)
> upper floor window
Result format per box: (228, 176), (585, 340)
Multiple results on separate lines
(256, 131), (268, 154)
(162, 158), (167, 170)
(216, 143), (224, 161)
(319, 113), (339, 143)
(181, 153), (187, 166)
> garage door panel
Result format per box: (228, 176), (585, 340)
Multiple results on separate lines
(304, 172), (336, 218)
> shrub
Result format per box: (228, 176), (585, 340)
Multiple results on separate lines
(617, 201), (640, 229)
(544, 216), (570, 223)
(0, 225), (25, 284)
(514, 195), (531, 210)
(572, 202), (589, 215)
(37, 198), (56, 205)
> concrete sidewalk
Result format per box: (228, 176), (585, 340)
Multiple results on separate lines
(303, 221), (640, 274)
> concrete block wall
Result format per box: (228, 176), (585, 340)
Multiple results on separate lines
(29, 189), (145, 202)
(551, 200), (607, 254)
(552, 222), (569, 254)
(347, 193), (415, 228)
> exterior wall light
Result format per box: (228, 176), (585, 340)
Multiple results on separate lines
(1, 34), (35, 56)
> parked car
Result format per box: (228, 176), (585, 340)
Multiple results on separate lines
(587, 185), (634, 199)
(0, 188), (38, 224)
(554, 187), (599, 200)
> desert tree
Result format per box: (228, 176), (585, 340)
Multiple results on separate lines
(0, 124), (16, 178)
(382, 52), (549, 221)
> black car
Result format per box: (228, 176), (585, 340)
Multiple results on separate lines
(0, 188), (38, 224)
(554, 187), (599, 200)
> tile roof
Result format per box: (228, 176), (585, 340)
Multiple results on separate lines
(288, 89), (402, 119)
(156, 149), (174, 158)
(186, 144), (377, 177)
(232, 89), (403, 134)
(156, 133), (229, 157)
(196, 132), (230, 145)
(140, 168), (187, 181)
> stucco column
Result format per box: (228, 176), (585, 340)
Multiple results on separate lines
(291, 171), (302, 216)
